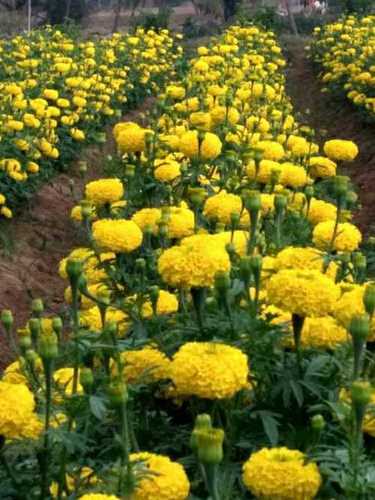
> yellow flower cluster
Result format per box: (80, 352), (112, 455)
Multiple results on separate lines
(242, 447), (321, 500)
(0, 27), (180, 217)
(170, 342), (249, 399)
(312, 16), (375, 119)
(130, 452), (190, 499)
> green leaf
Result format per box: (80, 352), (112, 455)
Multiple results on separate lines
(260, 413), (279, 446)
(89, 395), (107, 421)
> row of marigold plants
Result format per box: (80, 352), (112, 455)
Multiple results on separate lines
(311, 15), (375, 121)
(1, 24), (375, 499)
(0, 26), (183, 218)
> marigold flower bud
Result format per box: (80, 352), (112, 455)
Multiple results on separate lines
(244, 191), (261, 214)
(364, 285), (375, 318)
(351, 380), (372, 407)
(135, 258), (146, 272)
(239, 256), (252, 283)
(274, 194), (287, 213)
(19, 335), (32, 350)
(66, 258), (83, 282)
(32, 298), (44, 315)
(78, 161), (88, 174)
(38, 332), (58, 360)
(1, 309), (14, 331)
(80, 367), (94, 392)
(230, 212), (240, 228)
(305, 186), (314, 201)
(196, 427), (224, 465)
(108, 381), (128, 407)
(311, 414), (325, 432)
(28, 318), (41, 340)
(349, 314), (370, 342)
(125, 164), (136, 177)
(190, 413), (212, 452)
(25, 349), (39, 363)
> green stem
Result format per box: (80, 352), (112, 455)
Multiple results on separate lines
(191, 287), (206, 335)
(118, 402), (131, 495)
(205, 463), (220, 500)
(40, 360), (53, 500)
(292, 314), (305, 375)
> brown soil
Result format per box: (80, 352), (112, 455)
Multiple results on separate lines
(283, 36), (375, 235)
(0, 100), (154, 369)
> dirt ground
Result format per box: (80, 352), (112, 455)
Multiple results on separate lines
(283, 36), (375, 235)
(0, 101), (154, 368)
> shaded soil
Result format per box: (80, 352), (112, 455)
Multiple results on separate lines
(0, 100), (154, 368)
(283, 36), (375, 235)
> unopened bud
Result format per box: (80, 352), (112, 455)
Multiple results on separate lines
(196, 427), (224, 465)
(32, 299), (44, 315)
(244, 191), (261, 214)
(239, 256), (252, 283)
(108, 381), (128, 407)
(1, 310), (14, 331)
(230, 212), (240, 228)
(149, 286), (160, 311)
(80, 367), (94, 392)
(38, 332), (58, 360)
(125, 164), (135, 177)
(135, 258), (146, 272)
(305, 186), (314, 201)
(66, 259), (83, 283)
(351, 380), (372, 408)
(364, 285), (375, 318)
(190, 414), (212, 452)
(311, 414), (325, 432)
(274, 194), (287, 213)
(349, 314), (370, 342)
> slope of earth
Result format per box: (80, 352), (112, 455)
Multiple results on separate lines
(283, 35), (375, 236)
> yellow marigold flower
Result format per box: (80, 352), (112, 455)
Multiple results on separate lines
(242, 447), (321, 500)
(309, 156), (337, 178)
(323, 139), (358, 161)
(85, 178), (124, 206)
(2, 360), (28, 385)
(1, 206), (13, 218)
(154, 160), (181, 182)
(179, 131), (222, 160)
(267, 269), (340, 317)
(141, 290), (179, 318)
(286, 135), (310, 156)
(158, 235), (230, 288)
(280, 163), (310, 188)
(70, 128), (85, 141)
(210, 106), (240, 126)
(246, 159), (282, 184)
(166, 206), (195, 239)
(115, 122), (147, 154)
(166, 85), (185, 100)
(92, 219), (143, 253)
(120, 347), (171, 383)
(256, 140), (285, 161)
(80, 305), (128, 334)
(0, 382), (42, 439)
(306, 198), (337, 225)
(132, 208), (162, 234)
(274, 246), (337, 279)
(313, 221), (362, 252)
(130, 452), (190, 500)
(27, 161), (40, 174)
(79, 495), (119, 500)
(301, 316), (349, 349)
(170, 342), (249, 399)
(190, 111), (212, 130)
(203, 191), (242, 225)
(54, 368), (83, 395)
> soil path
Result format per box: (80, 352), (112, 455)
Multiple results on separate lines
(283, 36), (375, 235)
(0, 100), (154, 368)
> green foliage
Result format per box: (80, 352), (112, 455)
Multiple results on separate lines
(130, 6), (172, 31)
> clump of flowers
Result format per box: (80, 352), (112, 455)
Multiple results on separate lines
(242, 447), (321, 500)
(170, 342), (249, 399)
